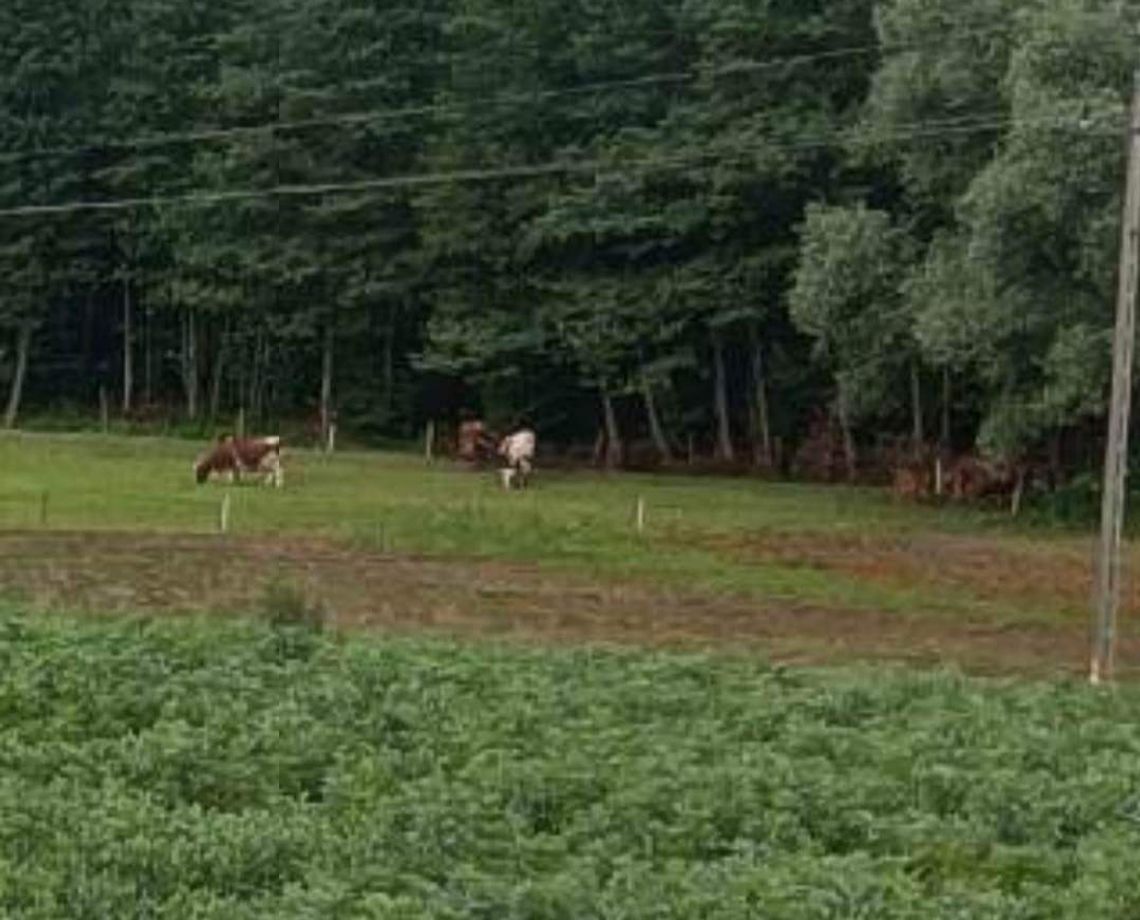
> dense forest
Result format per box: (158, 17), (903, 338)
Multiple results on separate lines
(0, 0), (1135, 474)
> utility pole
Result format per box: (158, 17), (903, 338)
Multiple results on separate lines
(1092, 69), (1140, 685)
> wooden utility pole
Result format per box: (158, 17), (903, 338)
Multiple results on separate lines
(1091, 70), (1140, 685)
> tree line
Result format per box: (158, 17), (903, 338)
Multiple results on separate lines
(0, 0), (1134, 476)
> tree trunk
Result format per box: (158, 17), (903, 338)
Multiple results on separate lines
(1010, 468), (1025, 517)
(250, 332), (268, 425)
(3, 321), (32, 429)
(910, 361), (923, 453)
(641, 373), (673, 464)
(711, 329), (734, 462)
(941, 367), (952, 448)
(837, 389), (857, 482)
(381, 304), (395, 415)
(600, 384), (622, 469)
(749, 328), (772, 467)
(208, 323), (228, 425)
(121, 277), (133, 415)
(80, 293), (95, 386)
(143, 303), (153, 407)
(181, 308), (198, 421)
(592, 428), (606, 467)
(320, 318), (335, 447)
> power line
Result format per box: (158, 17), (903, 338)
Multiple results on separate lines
(0, 23), (1074, 167)
(0, 109), (1117, 220)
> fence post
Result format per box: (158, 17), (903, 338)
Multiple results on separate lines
(219, 493), (231, 534)
(635, 495), (645, 535)
(424, 420), (435, 465)
(326, 422), (337, 455)
(99, 386), (109, 433)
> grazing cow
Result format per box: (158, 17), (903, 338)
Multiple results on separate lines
(946, 455), (1012, 501)
(497, 425), (536, 490)
(945, 453), (1029, 514)
(194, 435), (284, 488)
(457, 414), (497, 465)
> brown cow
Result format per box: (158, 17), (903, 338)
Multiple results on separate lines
(194, 435), (284, 488)
(457, 416), (497, 465)
(892, 461), (933, 501)
(945, 454), (1028, 513)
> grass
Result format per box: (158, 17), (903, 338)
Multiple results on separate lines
(1, 608), (1139, 918)
(0, 430), (1094, 627)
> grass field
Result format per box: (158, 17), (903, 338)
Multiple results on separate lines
(2, 609), (1140, 918)
(0, 430), (1134, 676)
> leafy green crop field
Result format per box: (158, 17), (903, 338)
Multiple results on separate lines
(1, 610), (1138, 918)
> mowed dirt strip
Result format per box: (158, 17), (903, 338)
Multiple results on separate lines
(1, 529), (1133, 678)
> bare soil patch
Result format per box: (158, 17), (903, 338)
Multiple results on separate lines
(0, 530), (1128, 678)
(693, 530), (1116, 617)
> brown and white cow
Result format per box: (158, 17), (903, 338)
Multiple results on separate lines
(497, 427), (536, 490)
(194, 435), (284, 488)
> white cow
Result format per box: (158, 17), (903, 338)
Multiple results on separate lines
(497, 427), (536, 490)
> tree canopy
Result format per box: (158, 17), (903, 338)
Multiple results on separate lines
(0, 0), (1135, 474)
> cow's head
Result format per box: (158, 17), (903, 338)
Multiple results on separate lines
(193, 455), (212, 484)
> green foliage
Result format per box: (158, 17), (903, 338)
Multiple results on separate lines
(257, 576), (327, 662)
(859, 0), (1135, 459)
(790, 204), (916, 421)
(2, 610), (1140, 917)
(0, 0), (1135, 467)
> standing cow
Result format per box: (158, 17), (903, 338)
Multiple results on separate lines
(497, 421), (536, 490)
(457, 411), (497, 466)
(194, 435), (284, 488)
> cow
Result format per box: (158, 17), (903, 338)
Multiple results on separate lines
(892, 461), (933, 501)
(194, 435), (284, 488)
(497, 424), (536, 490)
(945, 453), (1029, 514)
(457, 413), (497, 466)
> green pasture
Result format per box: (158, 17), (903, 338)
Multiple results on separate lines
(0, 431), (1064, 624)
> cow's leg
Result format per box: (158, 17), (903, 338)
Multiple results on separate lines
(260, 453), (283, 488)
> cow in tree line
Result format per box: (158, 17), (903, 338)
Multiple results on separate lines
(195, 434), (284, 488)
(453, 411), (538, 489)
(892, 448), (1042, 515)
(497, 419), (536, 490)
(456, 410), (498, 466)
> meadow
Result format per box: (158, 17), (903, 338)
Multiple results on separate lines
(0, 431), (1127, 675)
